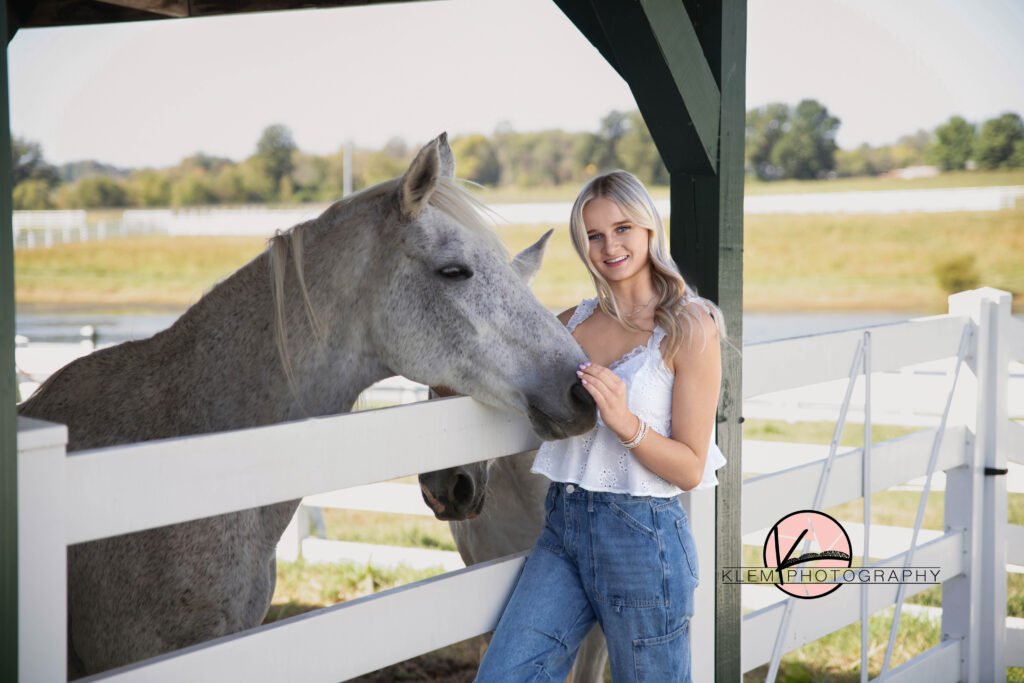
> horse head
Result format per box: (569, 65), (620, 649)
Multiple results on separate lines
(269, 133), (594, 518)
(368, 134), (596, 440)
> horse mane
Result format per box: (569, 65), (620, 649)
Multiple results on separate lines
(267, 177), (507, 407)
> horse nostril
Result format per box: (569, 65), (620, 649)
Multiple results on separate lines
(570, 380), (595, 410)
(451, 473), (474, 504)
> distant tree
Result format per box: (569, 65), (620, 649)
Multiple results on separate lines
(616, 111), (669, 185)
(255, 124), (298, 195)
(58, 159), (126, 184)
(770, 99), (840, 179)
(362, 146), (409, 187)
(290, 152), (339, 201)
(835, 144), (875, 177)
(129, 170), (173, 207)
(534, 130), (580, 185)
(1011, 139), (1024, 168)
(172, 172), (217, 206)
(210, 165), (247, 204)
(238, 157), (276, 202)
(575, 110), (627, 175)
(891, 130), (931, 167)
(179, 153), (232, 175)
(452, 134), (501, 186)
(929, 116), (975, 171)
(13, 179), (54, 209)
(974, 112), (1024, 169)
(71, 176), (128, 208)
(11, 136), (59, 188)
(745, 103), (790, 180)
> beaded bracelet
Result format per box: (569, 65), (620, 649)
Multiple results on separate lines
(619, 417), (648, 450)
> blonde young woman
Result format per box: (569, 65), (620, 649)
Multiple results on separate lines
(475, 170), (727, 682)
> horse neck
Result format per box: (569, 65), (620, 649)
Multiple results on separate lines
(165, 241), (390, 429)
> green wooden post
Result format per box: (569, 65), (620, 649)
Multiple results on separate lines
(1, 1), (18, 679)
(664, 4), (746, 681)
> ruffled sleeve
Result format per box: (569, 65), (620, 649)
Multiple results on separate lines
(694, 440), (727, 490)
(691, 419), (727, 489)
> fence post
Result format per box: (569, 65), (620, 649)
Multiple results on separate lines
(17, 417), (68, 682)
(944, 287), (1009, 682)
(681, 486), (716, 681)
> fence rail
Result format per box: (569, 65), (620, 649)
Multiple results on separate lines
(16, 288), (1017, 681)
(12, 185), (1024, 248)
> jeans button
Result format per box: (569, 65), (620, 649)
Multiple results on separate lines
(566, 484), (576, 494)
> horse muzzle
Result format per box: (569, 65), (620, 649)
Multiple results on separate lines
(526, 379), (596, 441)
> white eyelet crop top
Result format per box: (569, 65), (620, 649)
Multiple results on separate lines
(531, 297), (727, 497)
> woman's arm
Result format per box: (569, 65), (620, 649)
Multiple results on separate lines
(577, 306), (721, 491)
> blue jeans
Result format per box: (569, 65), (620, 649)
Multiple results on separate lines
(476, 481), (699, 682)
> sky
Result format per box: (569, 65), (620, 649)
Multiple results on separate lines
(8, 0), (1024, 169)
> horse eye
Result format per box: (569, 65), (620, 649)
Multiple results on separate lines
(438, 265), (474, 280)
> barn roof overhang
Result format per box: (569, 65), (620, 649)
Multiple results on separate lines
(2, 2), (744, 679)
(7, 0), (429, 34)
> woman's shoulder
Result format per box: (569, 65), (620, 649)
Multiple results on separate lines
(671, 296), (720, 330)
(665, 297), (722, 366)
(556, 297), (598, 328)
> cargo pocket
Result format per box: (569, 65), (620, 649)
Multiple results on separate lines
(633, 619), (691, 682)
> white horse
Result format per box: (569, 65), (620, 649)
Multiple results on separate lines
(18, 134), (596, 677)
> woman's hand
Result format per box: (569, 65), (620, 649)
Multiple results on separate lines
(576, 362), (640, 442)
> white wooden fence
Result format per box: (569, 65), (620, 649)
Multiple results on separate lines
(16, 287), (1017, 681)
(12, 185), (1024, 248)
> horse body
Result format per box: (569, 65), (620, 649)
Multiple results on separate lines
(19, 134), (595, 677)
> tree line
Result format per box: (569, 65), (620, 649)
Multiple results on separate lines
(12, 105), (1024, 210)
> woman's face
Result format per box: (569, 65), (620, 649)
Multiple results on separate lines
(582, 197), (651, 284)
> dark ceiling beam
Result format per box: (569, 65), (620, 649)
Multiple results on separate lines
(96, 0), (188, 18)
(639, 0), (720, 173)
(556, 0), (717, 176)
(12, 0), (433, 30)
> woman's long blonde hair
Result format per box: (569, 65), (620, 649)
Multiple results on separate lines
(569, 170), (727, 359)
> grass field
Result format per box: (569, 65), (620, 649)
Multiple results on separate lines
(14, 207), (1024, 314)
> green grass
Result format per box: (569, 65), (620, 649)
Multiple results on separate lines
(14, 234), (266, 307)
(265, 558), (446, 624)
(743, 418), (921, 448)
(17, 207), (1021, 313)
(743, 208), (1024, 313)
(743, 608), (942, 682)
(320, 508), (457, 551)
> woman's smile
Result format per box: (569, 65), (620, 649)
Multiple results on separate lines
(583, 197), (651, 281)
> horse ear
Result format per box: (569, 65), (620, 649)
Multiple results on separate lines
(437, 132), (456, 179)
(400, 138), (442, 219)
(510, 229), (553, 287)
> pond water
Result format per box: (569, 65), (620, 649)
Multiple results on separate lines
(15, 306), (927, 346)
